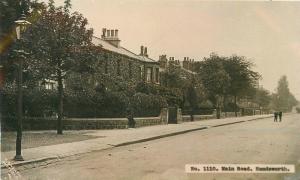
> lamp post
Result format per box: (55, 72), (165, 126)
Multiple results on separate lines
(14, 13), (31, 161)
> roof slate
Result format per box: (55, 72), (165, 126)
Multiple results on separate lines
(92, 36), (157, 63)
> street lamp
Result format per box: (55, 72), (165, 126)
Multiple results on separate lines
(14, 13), (31, 161)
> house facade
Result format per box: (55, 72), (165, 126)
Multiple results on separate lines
(92, 28), (160, 85)
(38, 28), (160, 90)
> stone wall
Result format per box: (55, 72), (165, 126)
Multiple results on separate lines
(134, 117), (163, 128)
(182, 115), (215, 122)
(1, 116), (165, 131)
(1, 117), (129, 131)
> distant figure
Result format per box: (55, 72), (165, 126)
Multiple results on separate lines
(126, 107), (135, 128)
(279, 111), (283, 122)
(274, 112), (278, 122)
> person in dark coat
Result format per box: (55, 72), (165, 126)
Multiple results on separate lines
(279, 111), (283, 122)
(126, 107), (135, 128)
(274, 112), (278, 122)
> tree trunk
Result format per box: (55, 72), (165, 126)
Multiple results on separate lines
(223, 95), (227, 117)
(216, 95), (221, 119)
(234, 95), (238, 117)
(57, 69), (63, 135)
(216, 106), (221, 119)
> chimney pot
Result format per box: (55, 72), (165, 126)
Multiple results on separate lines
(102, 28), (106, 37)
(144, 47), (148, 57)
(115, 29), (118, 37)
(111, 29), (114, 37)
(140, 46), (144, 56)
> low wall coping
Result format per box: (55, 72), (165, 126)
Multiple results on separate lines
(65, 118), (128, 121)
(182, 115), (214, 118)
(134, 117), (160, 120)
(5, 116), (161, 122)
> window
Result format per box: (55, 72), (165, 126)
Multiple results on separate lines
(129, 62), (132, 78)
(45, 82), (55, 90)
(139, 66), (144, 80)
(155, 68), (159, 83)
(45, 83), (53, 90)
(103, 53), (109, 74)
(117, 60), (121, 76)
(105, 60), (108, 74)
(146, 67), (152, 82)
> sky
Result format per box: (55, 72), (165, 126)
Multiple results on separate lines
(50, 0), (300, 99)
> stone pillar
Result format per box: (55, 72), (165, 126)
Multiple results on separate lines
(177, 108), (183, 124)
(160, 108), (168, 124)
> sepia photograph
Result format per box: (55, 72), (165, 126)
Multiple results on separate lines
(0, 0), (300, 179)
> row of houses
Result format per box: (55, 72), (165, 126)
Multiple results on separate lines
(37, 28), (262, 114)
(42, 28), (195, 90)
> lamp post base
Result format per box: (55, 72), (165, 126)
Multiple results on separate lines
(14, 155), (24, 161)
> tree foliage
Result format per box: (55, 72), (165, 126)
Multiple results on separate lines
(195, 53), (260, 117)
(223, 55), (260, 98)
(196, 53), (230, 118)
(271, 75), (298, 112)
(21, 0), (96, 134)
(254, 87), (271, 108)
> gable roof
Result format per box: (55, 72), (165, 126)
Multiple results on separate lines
(92, 36), (157, 63)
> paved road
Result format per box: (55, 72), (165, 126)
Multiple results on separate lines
(7, 114), (300, 180)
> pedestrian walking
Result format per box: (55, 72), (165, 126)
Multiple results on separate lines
(126, 107), (135, 128)
(279, 111), (283, 122)
(274, 112), (278, 122)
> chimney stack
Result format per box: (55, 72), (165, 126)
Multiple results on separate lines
(111, 29), (114, 37)
(115, 29), (118, 37)
(102, 28), (121, 47)
(102, 28), (106, 38)
(144, 47), (148, 57)
(140, 46), (144, 56)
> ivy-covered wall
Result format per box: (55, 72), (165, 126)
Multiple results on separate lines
(96, 50), (160, 84)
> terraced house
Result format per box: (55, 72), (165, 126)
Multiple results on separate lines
(92, 28), (160, 84)
(41, 28), (160, 90)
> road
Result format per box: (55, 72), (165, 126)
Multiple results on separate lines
(7, 114), (300, 180)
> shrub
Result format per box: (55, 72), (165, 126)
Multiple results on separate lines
(131, 93), (167, 117)
(2, 85), (57, 117)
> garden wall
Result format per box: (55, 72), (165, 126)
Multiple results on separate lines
(182, 114), (215, 122)
(1, 115), (167, 131)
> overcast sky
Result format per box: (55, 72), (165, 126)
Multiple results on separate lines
(51, 0), (300, 99)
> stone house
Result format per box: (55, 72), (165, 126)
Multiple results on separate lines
(158, 55), (196, 81)
(39, 28), (160, 90)
(91, 28), (160, 85)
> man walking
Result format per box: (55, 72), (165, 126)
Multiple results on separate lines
(274, 112), (278, 122)
(279, 111), (283, 122)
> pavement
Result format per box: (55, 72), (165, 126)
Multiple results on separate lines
(1, 114), (273, 169)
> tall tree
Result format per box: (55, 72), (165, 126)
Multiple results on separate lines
(272, 75), (298, 112)
(186, 77), (198, 121)
(223, 55), (260, 116)
(1, 0), (45, 84)
(254, 87), (271, 108)
(23, 0), (95, 134)
(196, 53), (230, 119)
